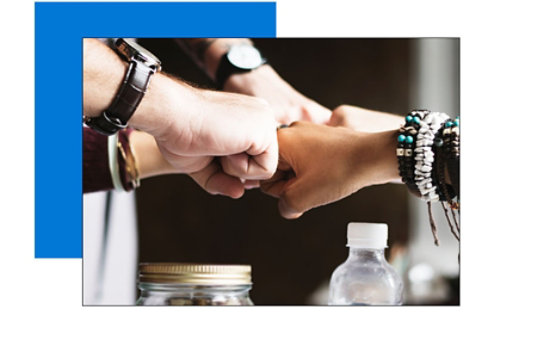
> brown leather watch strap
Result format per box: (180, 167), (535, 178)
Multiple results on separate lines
(85, 60), (156, 135)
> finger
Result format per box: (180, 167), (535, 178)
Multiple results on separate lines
(260, 172), (289, 198)
(275, 124), (300, 173)
(276, 175), (322, 220)
(259, 126), (298, 197)
(221, 136), (278, 180)
(275, 181), (304, 219)
(220, 153), (251, 179)
(260, 169), (296, 197)
(243, 179), (260, 190)
(275, 105), (303, 125)
(278, 198), (304, 220)
(327, 106), (350, 127)
(303, 103), (331, 125)
(189, 161), (245, 199)
(247, 130), (279, 178)
(277, 156), (292, 172)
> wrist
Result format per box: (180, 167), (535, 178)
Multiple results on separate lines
(224, 64), (275, 94)
(204, 38), (254, 80)
(352, 129), (400, 187)
(129, 73), (196, 139)
(129, 131), (179, 179)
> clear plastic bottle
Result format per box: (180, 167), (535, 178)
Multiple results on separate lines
(328, 223), (403, 305)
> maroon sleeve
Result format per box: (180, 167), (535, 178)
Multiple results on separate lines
(83, 127), (114, 193)
(83, 127), (136, 193)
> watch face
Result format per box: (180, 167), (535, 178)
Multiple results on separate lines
(116, 39), (162, 71)
(227, 45), (264, 69)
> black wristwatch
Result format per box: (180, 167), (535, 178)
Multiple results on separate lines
(215, 44), (266, 90)
(84, 39), (161, 136)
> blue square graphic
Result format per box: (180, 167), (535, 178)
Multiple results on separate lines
(35, 2), (276, 258)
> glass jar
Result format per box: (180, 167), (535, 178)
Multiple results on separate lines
(136, 263), (254, 306)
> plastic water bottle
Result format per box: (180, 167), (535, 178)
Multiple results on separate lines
(328, 223), (403, 305)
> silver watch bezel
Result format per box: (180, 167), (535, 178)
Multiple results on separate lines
(226, 44), (265, 70)
(115, 38), (162, 72)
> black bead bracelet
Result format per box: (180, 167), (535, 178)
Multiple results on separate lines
(397, 113), (422, 197)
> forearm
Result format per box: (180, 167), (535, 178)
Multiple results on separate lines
(329, 105), (404, 132)
(261, 123), (402, 219)
(352, 129), (401, 187)
(128, 131), (180, 179)
(128, 72), (201, 139)
(83, 38), (126, 116)
(356, 109), (404, 133)
(83, 38), (198, 139)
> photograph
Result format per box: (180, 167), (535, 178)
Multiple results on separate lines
(7, 0), (539, 347)
(82, 38), (460, 306)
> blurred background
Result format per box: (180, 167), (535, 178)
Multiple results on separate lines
(83, 38), (459, 305)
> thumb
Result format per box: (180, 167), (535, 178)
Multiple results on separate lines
(277, 180), (307, 220)
(304, 103), (332, 125)
(260, 173), (304, 219)
(189, 161), (245, 199)
(327, 105), (357, 128)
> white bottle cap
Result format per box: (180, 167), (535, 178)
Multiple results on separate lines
(347, 222), (388, 249)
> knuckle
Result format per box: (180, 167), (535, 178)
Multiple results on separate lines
(250, 96), (272, 113)
(331, 106), (353, 126)
(219, 158), (237, 177)
(255, 160), (276, 180)
(330, 113), (345, 125)
(332, 105), (352, 118)
(334, 104), (352, 113)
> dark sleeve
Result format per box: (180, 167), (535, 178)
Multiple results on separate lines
(83, 127), (114, 193)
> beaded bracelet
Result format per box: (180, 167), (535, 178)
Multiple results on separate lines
(433, 124), (455, 202)
(438, 117), (460, 239)
(434, 118), (459, 203)
(432, 119), (460, 240)
(414, 111), (448, 202)
(444, 117), (460, 197)
(398, 110), (458, 246)
(397, 113), (421, 197)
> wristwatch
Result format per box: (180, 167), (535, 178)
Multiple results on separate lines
(84, 39), (162, 136)
(215, 44), (266, 89)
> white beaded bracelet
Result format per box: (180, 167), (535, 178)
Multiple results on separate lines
(413, 111), (448, 202)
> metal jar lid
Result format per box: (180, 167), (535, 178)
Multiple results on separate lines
(138, 263), (252, 286)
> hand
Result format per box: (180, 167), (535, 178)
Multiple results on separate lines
(225, 65), (331, 125)
(130, 74), (279, 193)
(260, 122), (399, 219)
(176, 39), (331, 125)
(130, 130), (211, 178)
(131, 131), (261, 199)
(84, 39), (279, 198)
(328, 105), (404, 132)
(188, 161), (261, 199)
